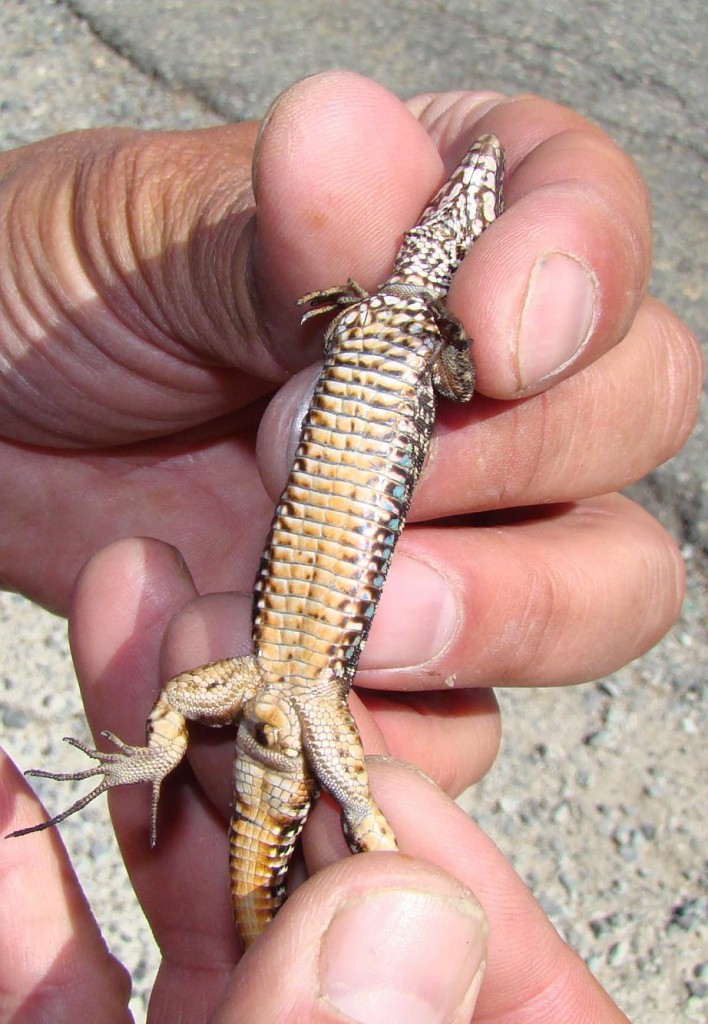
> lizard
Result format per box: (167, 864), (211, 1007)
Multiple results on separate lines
(9, 133), (505, 947)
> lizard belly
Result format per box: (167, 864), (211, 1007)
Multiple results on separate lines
(253, 300), (439, 691)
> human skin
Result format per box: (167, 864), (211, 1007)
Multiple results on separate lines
(0, 71), (701, 1021)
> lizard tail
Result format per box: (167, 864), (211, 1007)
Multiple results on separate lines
(229, 747), (317, 947)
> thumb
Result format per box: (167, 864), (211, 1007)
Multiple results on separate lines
(305, 761), (632, 1024)
(251, 70), (450, 370)
(213, 854), (488, 1023)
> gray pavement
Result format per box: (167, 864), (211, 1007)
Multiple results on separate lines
(1, 1), (705, 1021)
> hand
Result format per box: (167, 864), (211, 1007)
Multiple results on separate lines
(1, 744), (631, 1022)
(0, 70), (700, 1020)
(0, 72), (699, 797)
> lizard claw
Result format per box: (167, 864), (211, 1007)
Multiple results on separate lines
(6, 729), (181, 843)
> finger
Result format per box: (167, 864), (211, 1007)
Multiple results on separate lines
(213, 761), (629, 1023)
(410, 89), (652, 395)
(218, 479), (683, 692)
(357, 688), (501, 798)
(379, 762), (631, 1022)
(157, 493), (681, 775)
(155, 493), (683, 713)
(253, 72), (653, 397)
(0, 749), (131, 1018)
(355, 492), (685, 690)
(251, 71), (465, 364)
(419, 295), (702, 517)
(256, 294), (702, 519)
(213, 852), (489, 1023)
(69, 538), (244, 1017)
(307, 761), (631, 1023)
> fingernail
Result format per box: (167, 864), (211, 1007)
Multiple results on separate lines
(252, 91), (284, 183)
(320, 889), (487, 1024)
(362, 557), (458, 669)
(517, 252), (596, 389)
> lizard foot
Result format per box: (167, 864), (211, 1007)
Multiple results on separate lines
(7, 722), (186, 845)
(297, 278), (370, 322)
(342, 803), (398, 854)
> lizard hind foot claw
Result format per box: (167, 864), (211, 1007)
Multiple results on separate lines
(6, 775), (113, 838)
(6, 730), (176, 844)
(297, 278), (370, 323)
(5, 732), (137, 839)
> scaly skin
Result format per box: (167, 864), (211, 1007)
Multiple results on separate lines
(10, 134), (505, 947)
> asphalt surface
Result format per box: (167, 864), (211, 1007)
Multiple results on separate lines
(1, 2), (705, 1021)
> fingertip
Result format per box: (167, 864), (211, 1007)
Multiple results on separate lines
(251, 71), (443, 368)
(355, 763), (629, 1022)
(214, 849), (488, 1023)
(0, 749), (132, 1015)
(255, 363), (320, 500)
(161, 590), (253, 678)
(456, 181), (641, 397)
(71, 536), (196, 625)
(69, 537), (198, 721)
(448, 118), (653, 398)
(254, 70), (435, 222)
(644, 294), (704, 451)
(365, 688), (502, 797)
(318, 877), (486, 1022)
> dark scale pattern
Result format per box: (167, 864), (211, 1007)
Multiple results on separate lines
(253, 303), (441, 688)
